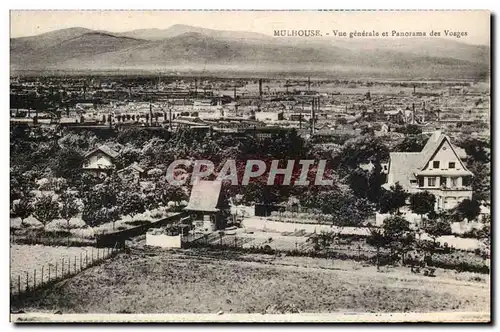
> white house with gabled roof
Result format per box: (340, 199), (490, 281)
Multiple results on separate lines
(384, 131), (473, 210)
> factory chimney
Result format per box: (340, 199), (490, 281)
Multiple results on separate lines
(234, 85), (237, 100)
(169, 107), (172, 131)
(308, 77), (311, 93)
(258, 79), (263, 98)
(150, 103), (153, 126)
(412, 103), (415, 124)
(422, 102), (425, 123)
(413, 84), (416, 95)
(311, 97), (316, 135)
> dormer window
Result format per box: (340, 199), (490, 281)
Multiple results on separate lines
(449, 162), (455, 169)
(433, 161), (440, 169)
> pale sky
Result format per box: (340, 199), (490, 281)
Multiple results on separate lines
(10, 10), (490, 45)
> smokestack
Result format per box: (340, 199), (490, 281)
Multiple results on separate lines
(413, 84), (416, 95)
(311, 98), (316, 135)
(194, 79), (198, 97)
(259, 79), (263, 98)
(150, 103), (153, 126)
(308, 77), (311, 92)
(234, 85), (237, 100)
(169, 107), (172, 131)
(422, 102), (425, 123)
(412, 103), (415, 124)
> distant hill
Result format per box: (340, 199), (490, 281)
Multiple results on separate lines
(10, 25), (490, 79)
(117, 24), (270, 41)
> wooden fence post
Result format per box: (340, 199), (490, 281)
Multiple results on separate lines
(55, 261), (58, 279)
(80, 252), (83, 271)
(48, 265), (51, 282)
(68, 256), (71, 275)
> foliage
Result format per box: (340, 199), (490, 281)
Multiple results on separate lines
(455, 199), (481, 221)
(59, 192), (80, 226)
(421, 217), (452, 241)
(11, 196), (34, 223)
(409, 191), (436, 216)
(381, 215), (415, 262)
(33, 195), (59, 228)
(395, 134), (427, 152)
(379, 182), (408, 214)
(118, 191), (146, 217)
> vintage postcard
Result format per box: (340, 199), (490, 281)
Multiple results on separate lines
(9, 10), (491, 323)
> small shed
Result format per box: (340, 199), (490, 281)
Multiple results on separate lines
(184, 180), (229, 233)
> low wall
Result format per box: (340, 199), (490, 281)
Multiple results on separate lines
(146, 233), (181, 248)
(241, 218), (370, 236)
(96, 212), (187, 247)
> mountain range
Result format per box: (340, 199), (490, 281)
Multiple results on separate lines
(10, 24), (490, 79)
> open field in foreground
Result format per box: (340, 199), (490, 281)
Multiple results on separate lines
(11, 248), (490, 316)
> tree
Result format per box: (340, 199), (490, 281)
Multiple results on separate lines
(456, 199), (481, 221)
(379, 182), (408, 214)
(59, 192), (80, 229)
(409, 191), (436, 217)
(366, 228), (387, 270)
(12, 196), (34, 226)
(81, 174), (122, 227)
(395, 134), (427, 152)
(119, 191), (146, 219)
(422, 217), (451, 245)
(381, 215), (415, 264)
(348, 169), (369, 199)
(50, 147), (84, 180)
(33, 195), (59, 228)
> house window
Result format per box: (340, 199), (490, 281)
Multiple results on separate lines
(418, 177), (424, 187)
(433, 161), (440, 169)
(449, 162), (456, 169)
(428, 177), (436, 187)
(451, 177), (458, 187)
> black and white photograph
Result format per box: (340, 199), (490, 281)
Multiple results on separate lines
(8, 10), (491, 323)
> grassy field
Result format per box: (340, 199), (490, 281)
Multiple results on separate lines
(11, 247), (490, 314)
(10, 244), (112, 294)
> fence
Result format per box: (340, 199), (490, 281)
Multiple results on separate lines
(10, 246), (122, 298)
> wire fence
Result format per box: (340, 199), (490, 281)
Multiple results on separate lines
(10, 246), (122, 298)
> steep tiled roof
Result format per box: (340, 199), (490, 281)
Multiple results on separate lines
(84, 145), (119, 159)
(185, 180), (223, 212)
(386, 152), (421, 190)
